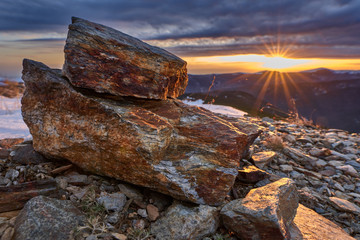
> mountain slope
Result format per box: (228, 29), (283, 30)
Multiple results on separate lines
(183, 69), (360, 132)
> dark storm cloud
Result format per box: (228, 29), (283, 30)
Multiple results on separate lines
(1, 0), (360, 58)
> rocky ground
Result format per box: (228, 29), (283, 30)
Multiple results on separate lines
(1, 115), (359, 240)
(1, 17), (359, 240)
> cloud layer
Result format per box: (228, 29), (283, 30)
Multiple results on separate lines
(1, 0), (360, 58)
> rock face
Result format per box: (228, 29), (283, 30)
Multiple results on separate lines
(14, 196), (85, 240)
(221, 178), (298, 240)
(290, 204), (355, 240)
(150, 202), (219, 240)
(63, 17), (187, 100)
(21, 59), (260, 206)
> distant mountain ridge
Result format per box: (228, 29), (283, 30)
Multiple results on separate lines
(183, 69), (360, 132)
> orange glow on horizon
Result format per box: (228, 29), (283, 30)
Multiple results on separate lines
(183, 54), (360, 74)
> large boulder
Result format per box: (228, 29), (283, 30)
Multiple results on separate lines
(14, 196), (85, 240)
(63, 17), (187, 100)
(221, 178), (298, 240)
(21, 59), (260, 206)
(290, 204), (355, 240)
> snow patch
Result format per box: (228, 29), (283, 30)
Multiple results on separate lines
(0, 96), (31, 139)
(183, 99), (247, 118)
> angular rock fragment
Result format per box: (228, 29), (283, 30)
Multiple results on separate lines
(237, 165), (270, 183)
(329, 197), (360, 214)
(150, 202), (219, 240)
(252, 151), (276, 168)
(290, 204), (355, 240)
(283, 147), (317, 165)
(21, 59), (260, 206)
(221, 178), (298, 240)
(97, 192), (127, 212)
(14, 196), (85, 240)
(10, 142), (48, 164)
(63, 17), (188, 100)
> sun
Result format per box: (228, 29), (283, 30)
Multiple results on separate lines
(262, 54), (309, 71)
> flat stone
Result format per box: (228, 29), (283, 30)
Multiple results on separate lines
(343, 184), (355, 191)
(330, 150), (351, 161)
(334, 182), (345, 192)
(328, 160), (344, 167)
(283, 147), (317, 165)
(290, 171), (304, 179)
(63, 171), (88, 186)
(21, 59), (260, 206)
(13, 196), (85, 240)
(293, 167), (322, 179)
(329, 197), (360, 214)
(346, 160), (360, 171)
(237, 165), (270, 183)
(151, 202), (219, 240)
(146, 204), (159, 221)
(63, 17), (187, 100)
(320, 168), (336, 177)
(118, 183), (143, 201)
(315, 159), (327, 168)
(97, 192), (127, 212)
(309, 148), (331, 158)
(336, 165), (358, 177)
(280, 164), (293, 172)
(221, 178), (299, 240)
(252, 151), (276, 168)
(297, 136), (313, 144)
(334, 191), (352, 201)
(289, 204), (355, 240)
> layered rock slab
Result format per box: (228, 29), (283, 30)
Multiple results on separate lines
(63, 17), (188, 100)
(290, 204), (355, 240)
(21, 59), (260, 206)
(221, 178), (298, 240)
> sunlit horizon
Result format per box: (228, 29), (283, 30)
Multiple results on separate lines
(183, 54), (360, 74)
(1, 37), (360, 78)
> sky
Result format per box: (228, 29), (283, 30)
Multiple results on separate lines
(1, 0), (360, 78)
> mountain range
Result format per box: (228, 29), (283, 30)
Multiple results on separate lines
(182, 68), (360, 133)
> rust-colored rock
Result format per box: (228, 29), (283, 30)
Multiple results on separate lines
(221, 178), (299, 240)
(290, 204), (355, 240)
(21, 59), (260, 206)
(63, 17), (188, 100)
(237, 165), (270, 184)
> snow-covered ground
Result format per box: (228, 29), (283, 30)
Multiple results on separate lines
(0, 96), (31, 139)
(183, 99), (247, 118)
(0, 96), (247, 140)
